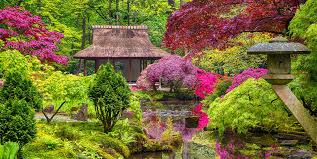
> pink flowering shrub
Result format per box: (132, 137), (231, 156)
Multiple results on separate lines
(0, 7), (68, 64)
(192, 103), (209, 130)
(194, 69), (218, 99)
(226, 68), (268, 93)
(137, 55), (198, 92)
(137, 55), (220, 96)
(136, 65), (153, 91)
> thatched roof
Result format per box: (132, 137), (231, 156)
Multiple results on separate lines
(73, 25), (170, 59)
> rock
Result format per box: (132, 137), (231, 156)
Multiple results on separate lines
(280, 140), (298, 146)
(74, 104), (88, 121)
(43, 105), (54, 113)
(70, 107), (79, 112)
(122, 110), (135, 119)
(287, 150), (312, 159)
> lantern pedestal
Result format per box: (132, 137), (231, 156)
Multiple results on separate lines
(248, 37), (317, 144)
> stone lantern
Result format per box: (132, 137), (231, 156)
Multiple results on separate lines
(247, 37), (317, 144)
(248, 37), (310, 85)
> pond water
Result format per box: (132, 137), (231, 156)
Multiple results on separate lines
(130, 100), (317, 159)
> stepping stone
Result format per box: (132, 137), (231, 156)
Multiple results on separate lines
(280, 140), (298, 146)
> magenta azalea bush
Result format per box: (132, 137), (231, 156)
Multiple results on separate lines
(226, 68), (268, 93)
(192, 103), (209, 130)
(0, 7), (68, 64)
(194, 69), (218, 99)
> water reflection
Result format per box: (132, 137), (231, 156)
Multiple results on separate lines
(131, 101), (316, 159)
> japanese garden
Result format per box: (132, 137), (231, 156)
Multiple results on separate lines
(1, 0), (317, 158)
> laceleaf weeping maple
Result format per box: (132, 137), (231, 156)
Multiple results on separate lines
(164, 0), (304, 53)
(0, 7), (68, 64)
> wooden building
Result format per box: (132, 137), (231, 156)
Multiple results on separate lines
(73, 25), (170, 82)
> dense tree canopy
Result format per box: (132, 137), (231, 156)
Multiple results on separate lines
(164, 0), (304, 53)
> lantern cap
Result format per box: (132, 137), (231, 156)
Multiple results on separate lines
(247, 36), (310, 55)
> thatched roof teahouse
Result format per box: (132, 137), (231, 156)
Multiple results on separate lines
(74, 25), (170, 82)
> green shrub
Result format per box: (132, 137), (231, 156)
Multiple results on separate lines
(0, 99), (36, 147)
(203, 79), (232, 106)
(0, 50), (30, 78)
(0, 71), (43, 111)
(108, 119), (136, 145)
(207, 78), (295, 134)
(99, 136), (130, 158)
(54, 126), (80, 141)
(0, 142), (19, 159)
(34, 71), (94, 114)
(88, 63), (131, 133)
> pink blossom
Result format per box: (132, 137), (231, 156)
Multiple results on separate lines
(226, 68), (269, 93)
(192, 104), (209, 130)
(137, 55), (199, 90)
(194, 69), (218, 99)
(0, 7), (68, 64)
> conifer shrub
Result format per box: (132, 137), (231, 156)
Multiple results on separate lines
(0, 71), (43, 111)
(0, 99), (36, 147)
(88, 63), (131, 133)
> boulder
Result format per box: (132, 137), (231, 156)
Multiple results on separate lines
(74, 104), (88, 121)
(43, 105), (54, 113)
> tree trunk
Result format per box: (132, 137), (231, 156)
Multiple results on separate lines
(108, 0), (113, 19)
(81, 15), (86, 50)
(127, 0), (130, 25)
(115, 0), (119, 24)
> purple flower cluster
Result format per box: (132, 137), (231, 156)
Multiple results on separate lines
(226, 68), (268, 93)
(0, 7), (68, 64)
(137, 55), (199, 89)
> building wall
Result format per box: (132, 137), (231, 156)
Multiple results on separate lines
(97, 59), (141, 82)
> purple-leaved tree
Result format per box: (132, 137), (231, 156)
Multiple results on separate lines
(0, 7), (68, 64)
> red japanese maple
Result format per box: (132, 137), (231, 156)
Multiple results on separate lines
(164, 0), (304, 54)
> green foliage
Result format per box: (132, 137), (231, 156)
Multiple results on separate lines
(33, 70), (94, 114)
(0, 71), (43, 111)
(108, 119), (136, 145)
(23, 122), (135, 159)
(289, 0), (317, 116)
(0, 50), (30, 78)
(203, 80), (232, 106)
(0, 99), (36, 147)
(207, 78), (296, 134)
(0, 142), (19, 159)
(194, 33), (272, 74)
(89, 63), (131, 133)
(129, 91), (151, 122)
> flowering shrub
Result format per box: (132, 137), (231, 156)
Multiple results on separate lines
(194, 69), (218, 99)
(136, 64), (154, 91)
(226, 68), (268, 93)
(137, 55), (220, 96)
(137, 55), (198, 92)
(0, 7), (68, 64)
(192, 104), (209, 130)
